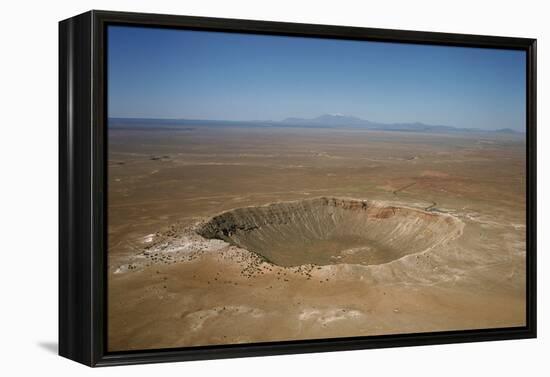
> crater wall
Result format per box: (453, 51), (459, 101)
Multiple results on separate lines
(197, 198), (463, 266)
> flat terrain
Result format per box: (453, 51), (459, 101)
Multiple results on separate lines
(107, 125), (526, 351)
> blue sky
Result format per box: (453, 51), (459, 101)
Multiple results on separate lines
(108, 25), (526, 131)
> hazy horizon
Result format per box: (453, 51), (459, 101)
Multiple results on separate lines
(108, 26), (527, 131)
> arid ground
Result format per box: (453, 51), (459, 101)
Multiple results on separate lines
(107, 125), (526, 351)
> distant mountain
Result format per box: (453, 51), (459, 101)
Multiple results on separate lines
(494, 128), (519, 134)
(109, 115), (524, 135)
(282, 114), (374, 127)
(280, 114), (473, 132)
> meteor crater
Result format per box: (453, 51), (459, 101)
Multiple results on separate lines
(197, 197), (463, 267)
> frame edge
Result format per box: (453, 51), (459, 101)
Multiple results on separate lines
(59, 10), (537, 367)
(58, 11), (96, 367)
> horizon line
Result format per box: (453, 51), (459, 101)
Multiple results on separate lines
(107, 115), (525, 132)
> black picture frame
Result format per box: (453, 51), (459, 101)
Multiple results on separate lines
(59, 10), (537, 367)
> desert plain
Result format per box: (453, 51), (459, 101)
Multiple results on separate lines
(107, 124), (526, 351)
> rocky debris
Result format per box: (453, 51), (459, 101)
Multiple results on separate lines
(150, 155), (171, 161)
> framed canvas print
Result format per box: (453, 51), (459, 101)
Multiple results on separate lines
(59, 10), (536, 367)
